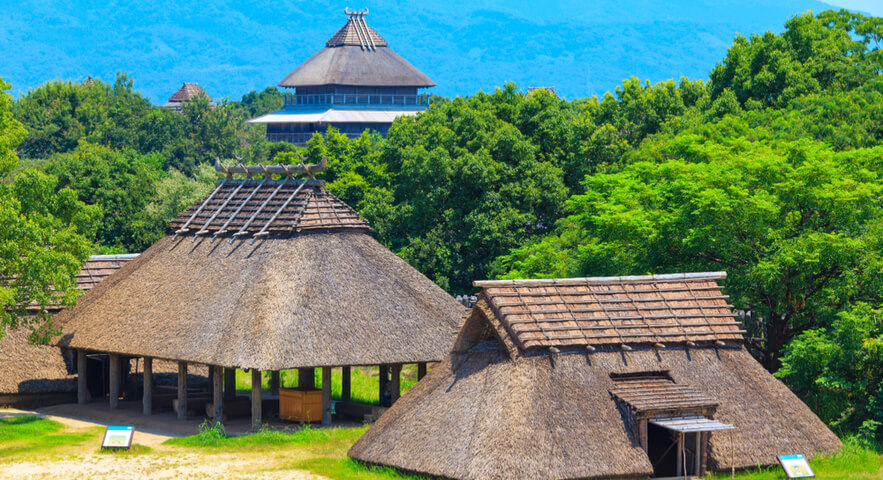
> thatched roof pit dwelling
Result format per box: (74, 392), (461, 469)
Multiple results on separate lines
(54, 160), (464, 427)
(349, 272), (841, 479)
(0, 254), (136, 406)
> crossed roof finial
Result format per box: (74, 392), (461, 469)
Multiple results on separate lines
(344, 7), (369, 16)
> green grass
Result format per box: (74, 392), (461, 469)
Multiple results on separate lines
(708, 437), (883, 479)
(234, 365), (421, 405)
(97, 443), (154, 455)
(293, 457), (429, 480)
(0, 416), (101, 459)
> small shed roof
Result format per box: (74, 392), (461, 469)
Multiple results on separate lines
(474, 272), (745, 352)
(278, 12), (435, 88)
(609, 373), (719, 414)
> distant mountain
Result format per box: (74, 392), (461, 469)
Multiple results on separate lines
(0, 0), (840, 103)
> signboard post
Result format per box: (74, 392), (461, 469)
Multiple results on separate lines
(777, 454), (815, 478)
(101, 426), (135, 449)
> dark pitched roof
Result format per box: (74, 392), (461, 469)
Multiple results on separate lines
(25, 254), (138, 315)
(474, 273), (745, 352)
(278, 12), (435, 88)
(169, 180), (368, 239)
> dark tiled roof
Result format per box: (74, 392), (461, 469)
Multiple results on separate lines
(326, 16), (388, 48)
(170, 180), (369, 239)
(474, 273), (745, 350)
(610, 373), (718, 414)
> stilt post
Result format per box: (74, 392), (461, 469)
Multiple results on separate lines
(270, 371), (280, 396)
(676, 432), (683, 477)
(143, 357), (153, 416)
(251, 369), (262, 430)
(224, 368), (236, 400)
(341, 366), (351, 401)
(109, 353), (120, 409)
(77, 350), (88, 404)
(694, 431), (701, 476)
(213, 366), (223, 421)
(321, 367), (332, 427)
(298, 368), (315, 390)
(379, 365), (389, 406)
(390, 364), (402, 403)
(177, 361), (188, 420)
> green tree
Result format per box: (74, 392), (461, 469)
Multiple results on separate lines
(497, 134), (883, 371)
(0, 78), (98, 340)
(777, 302), (883, 440)
(45, 142), (165, 252)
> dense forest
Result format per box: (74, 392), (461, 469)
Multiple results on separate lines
(1, 10), (882, 441)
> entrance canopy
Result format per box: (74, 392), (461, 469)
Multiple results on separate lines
(651, 416), (735, 433)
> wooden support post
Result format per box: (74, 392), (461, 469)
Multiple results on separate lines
(109, 353), (120, 410)
(213, 365), (223, 421)
(700, 432), (709, 476)
(177, 362), (188, 420)
(379, 365), (389, 406)
(77, 350), (88, 405)
(417, 362), (427, 380)
(321, 367), (332, 427)
(251, 369), (262, 430)
(270, 371), (280, 396)
(224, 368), (236, 400)
(694, 432), (701, 476)
(390, 364), (402, 403)
(341, 366), (351, 401)
(676, 432), (683, 477)
(298, 368), (315, 390)
(143, 357), (153, 416)
(638, 418), (648, 452)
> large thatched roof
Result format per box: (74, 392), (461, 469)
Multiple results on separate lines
(349, 273), (841, 479)
(54, 179), (464, 370)
(1, 254), (137, 394)
(278, 12), (434, 88)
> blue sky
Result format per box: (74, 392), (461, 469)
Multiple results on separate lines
(821, 1), (883, 15)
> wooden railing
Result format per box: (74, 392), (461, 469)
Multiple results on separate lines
(283, 93), (430, 108)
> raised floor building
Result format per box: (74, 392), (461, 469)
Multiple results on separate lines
(249, 9), (435, 145)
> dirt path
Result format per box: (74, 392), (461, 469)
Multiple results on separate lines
(0, 409), (330, 480)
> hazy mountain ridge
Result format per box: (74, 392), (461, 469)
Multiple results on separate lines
(0, 0), (839, 102)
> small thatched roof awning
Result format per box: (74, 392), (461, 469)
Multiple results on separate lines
(609, 373), (719, 415)
(54, 177), (464, 370)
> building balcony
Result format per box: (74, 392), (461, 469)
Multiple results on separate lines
(283, 93), (430, 110)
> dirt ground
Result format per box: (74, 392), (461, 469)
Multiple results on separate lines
(0, 409), (331, 480)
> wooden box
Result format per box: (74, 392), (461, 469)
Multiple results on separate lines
(279, 388), (322, 422)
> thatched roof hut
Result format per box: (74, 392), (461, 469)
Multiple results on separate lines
(0, 254), (136, 398)
(54, 162), (464, 425)
(349, 273), (841, 479)
(162, 83), (212, 111)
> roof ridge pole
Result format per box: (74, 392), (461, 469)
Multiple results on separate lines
(232, 165), (290, 243)
(348, 10), (367, 50)
(194, 177), (249, 241)
(359, 15), (376, 51)
(250, 181), (311, 244)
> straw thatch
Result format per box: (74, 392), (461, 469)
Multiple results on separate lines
(163, 83), (212, 110)
(0, 255), (137, 395)
(278, 14), (434, 88)
(54, 181), (465, 370)
(349, 273), (841, 479)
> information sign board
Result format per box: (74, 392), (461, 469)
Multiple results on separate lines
(777, 454), (814, 478)
(101, 426), (134, 449)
